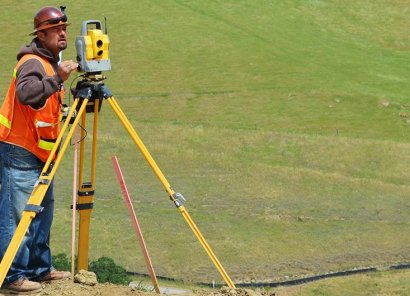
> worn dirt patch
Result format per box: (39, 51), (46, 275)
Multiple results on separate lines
(1, 279), (276, 296)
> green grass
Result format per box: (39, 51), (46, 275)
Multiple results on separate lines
(273, 269), (410, 296)
(0, 0), (409, 291)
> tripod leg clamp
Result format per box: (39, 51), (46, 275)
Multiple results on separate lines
(172, 192), (186, 208)
(70, 203), (94, 211)
(34, 178), (50, 188)
(24, 204), (44, 214)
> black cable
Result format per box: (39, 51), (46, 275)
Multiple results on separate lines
(63, 74), (88, 146)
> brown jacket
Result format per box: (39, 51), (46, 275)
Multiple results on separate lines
(15, 38), (63, 108)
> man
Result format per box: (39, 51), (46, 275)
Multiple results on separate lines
(0, 6), (78, 294)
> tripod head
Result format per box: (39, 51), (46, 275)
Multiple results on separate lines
(71, 73), (112, 114)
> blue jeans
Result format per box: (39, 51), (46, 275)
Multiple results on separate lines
(0, 142), (54, 284)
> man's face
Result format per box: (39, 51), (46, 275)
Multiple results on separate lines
(38, 25), (68, 57)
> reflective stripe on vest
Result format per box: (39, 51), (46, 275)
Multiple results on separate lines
(38, 139), (55, 151)
(0, 114), (11, 129)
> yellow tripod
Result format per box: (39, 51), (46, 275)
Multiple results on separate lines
(0, 73), (235, 288)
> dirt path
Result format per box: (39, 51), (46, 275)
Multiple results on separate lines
(0, 279), (276, 296)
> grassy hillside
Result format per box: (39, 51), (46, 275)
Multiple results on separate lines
(0, 0), (409, 289)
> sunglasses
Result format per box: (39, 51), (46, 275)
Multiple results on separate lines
(38, 15), (68, 27)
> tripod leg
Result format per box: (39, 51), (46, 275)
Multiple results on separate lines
(0, 98), (89, 286)
(77, 99), (100, 271)
(106, 96), (236, 288)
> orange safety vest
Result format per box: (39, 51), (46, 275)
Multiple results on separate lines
(0, 54), (64, 162)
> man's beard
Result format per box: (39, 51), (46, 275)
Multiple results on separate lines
(58, 41), (67, 51)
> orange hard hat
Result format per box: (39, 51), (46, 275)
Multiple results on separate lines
(30, 6), (70, 35)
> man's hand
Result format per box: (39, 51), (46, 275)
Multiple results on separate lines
(58, 60), (79, 81)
